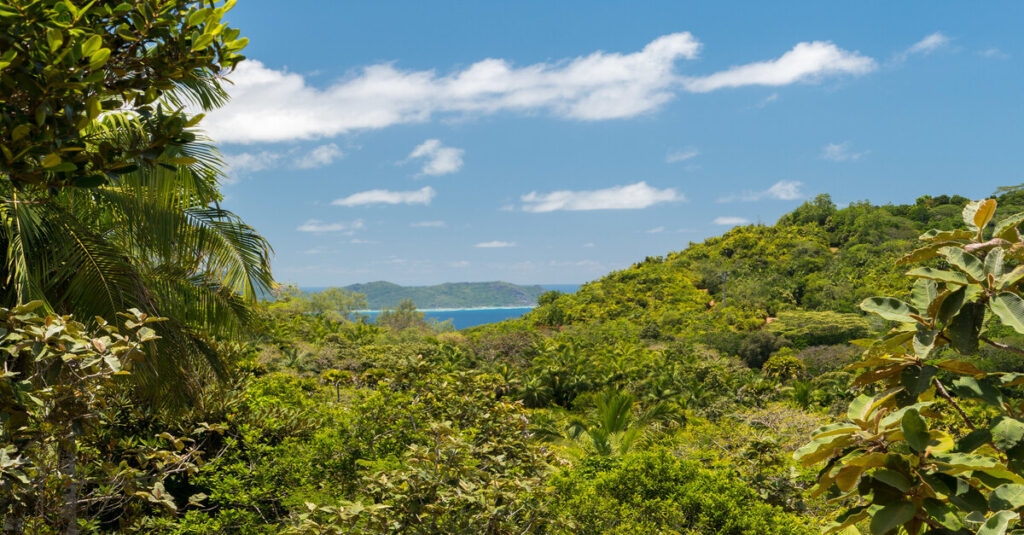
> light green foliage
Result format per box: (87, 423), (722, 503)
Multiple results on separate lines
(766, 310), (872, 348)
(797, 198), (1024, 535)
(549, 450), (815, 534)
(764, 350), (807, 381)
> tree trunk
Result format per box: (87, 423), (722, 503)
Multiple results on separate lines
(58, 433), (79, 535)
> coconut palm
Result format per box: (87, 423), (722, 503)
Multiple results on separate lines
(0, 91), (273, 400)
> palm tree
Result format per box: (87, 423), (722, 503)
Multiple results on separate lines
(0, 86), (273, 401)
(556, 390), (672, 457)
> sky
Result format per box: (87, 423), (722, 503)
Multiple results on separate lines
(207, 1), (1024, 286)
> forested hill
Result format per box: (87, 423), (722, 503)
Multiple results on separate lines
(525, 189), (1024, 337)
(343, 280), (547, 309)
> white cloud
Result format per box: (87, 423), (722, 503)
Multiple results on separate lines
(714, 216), (751, 226)
(223, 143), (343, 180)
(521, 181), (683, 212)
(223, 151), (283, 178)
(410, 220), (446, 228)
(297, 218), (365, 233)
(475, 241), (516, 248)
(206, 33), (701, 143)
(583, 242), (596, 248)
(332, 186), (435, 207)
(350, 238), (377, 244)
(822, 142), (869, 162)
(979, 48), (1010, 59)
(666, 147), (699, 163)
(683, 41), (875, 93)
(295, 143), (343, 169)
(205, 34), (875, 143)
(407, 139), (464, 176)
(718, 180), (804, 202)
(906, 32), (950, 56)
(646, 226), (665, 234)
(449, 260), (470, 267)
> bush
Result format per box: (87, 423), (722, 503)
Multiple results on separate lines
(549, 450), (814, 534)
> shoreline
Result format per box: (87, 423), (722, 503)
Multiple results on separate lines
(354, 305), (537, 313)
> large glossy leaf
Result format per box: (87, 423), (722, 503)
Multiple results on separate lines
(994, 212), (1024, 241)
(868, 502), (915, 535)
(902, 409), (930, 453)
(992, 417), (1024, 451)
(986, 247), (1006, 279)
(989, 484), (1024, 511)
(861, 297), (916, 323)
(947, 302), (984, 353)
(906, 267), (968, 286)
(911, 278), (938, 311)
(991, 292), (1024, 335)
(977, 510), (1016, 535)
(937, 286), (967, 326)
(940, 247), (986, 282)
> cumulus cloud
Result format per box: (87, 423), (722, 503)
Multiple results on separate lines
(714, 216), (751, 226)
(822, 142), (869, 162)
(332, 186), (436, 207)
(295, 143), (343, 169)
(205, 34), (875, 143)
(475, 241), (516, 248)
(223, 151), (282, 178)
(297, 218), (365, 233)
(407, 139), (464, 176)
(521, 181), (683, 212)
(683, 41), (875, 93)
(718, 180), (804, 202)
(646, 226), (666, 234)
(666, 147), (699, 163)
(410, 220), (446, 228)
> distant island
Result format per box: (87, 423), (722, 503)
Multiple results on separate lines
(341, 281), (551, 309)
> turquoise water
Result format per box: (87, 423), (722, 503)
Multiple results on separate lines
(358, 307), (534, 329)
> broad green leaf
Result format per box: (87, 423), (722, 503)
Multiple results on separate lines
(82, 34), (102, 56)
(906, 267), (968, 286)
(995, 212), (1024, 241)
(861, 297), (916, 323)
(848, 394), (874, 423)
(874, 469), (912, 492)
(990, 484), (1024, 511)
(911, 278), (938, 311)
(937, 286), (967, 326)
(955, 376), (1005, 408)
(941, 247), (986, 282)
(947, 302), (983, 353)
(992, 293), (1024, 335)
(923, 498), (962, 531)
(869, 502), (915, 535)
(992, 417), (1024, 451)
(88, 48), (110, 70)
(41, 153), (61, 168)
(988, 247), (1007, 279)
(920, 229), (976, 241)
(998, 265), (1024, 290)
(902, 409), (930, 453)
(978, 510), (1017, 535)
(913, 326), (938, 357)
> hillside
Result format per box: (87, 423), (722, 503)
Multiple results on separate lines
(343, 280), (547, 309)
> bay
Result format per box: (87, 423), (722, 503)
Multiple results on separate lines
(357, 306), (534, 329)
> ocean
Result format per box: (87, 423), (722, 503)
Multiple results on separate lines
(357, 307), (535, 330)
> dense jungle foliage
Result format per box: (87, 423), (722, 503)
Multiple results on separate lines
(6, 2), (1024, 534)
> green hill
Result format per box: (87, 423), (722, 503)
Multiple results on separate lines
(344, 280), (547, 309)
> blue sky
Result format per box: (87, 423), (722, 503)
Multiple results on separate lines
(208, 1), (1024, 286)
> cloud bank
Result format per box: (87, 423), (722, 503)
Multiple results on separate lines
(205, 34), (875, 143)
